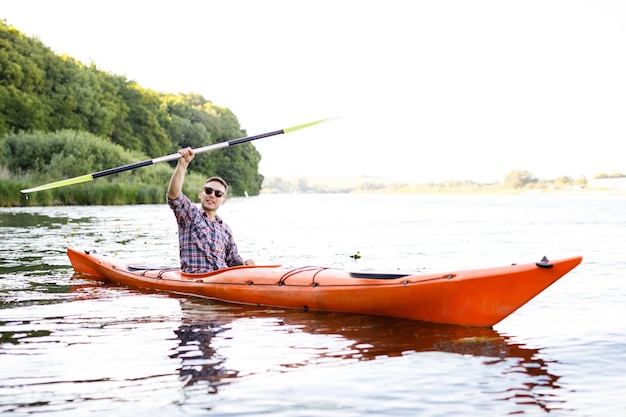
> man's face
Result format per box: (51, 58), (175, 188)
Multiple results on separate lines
(199, 180), (227, 212)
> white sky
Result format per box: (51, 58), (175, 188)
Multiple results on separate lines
(3, 0), (626, 182)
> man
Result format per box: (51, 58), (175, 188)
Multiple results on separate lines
(167, 147), (254, 273)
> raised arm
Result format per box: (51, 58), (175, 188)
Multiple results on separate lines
(167, 148), (194, 200)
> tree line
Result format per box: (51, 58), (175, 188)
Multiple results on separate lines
(263, 170), (624, 195)
(0, 20), (262, 206)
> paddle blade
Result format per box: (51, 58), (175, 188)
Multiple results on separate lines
(283, 117), (337, 134)
(20, 174), (94, 194)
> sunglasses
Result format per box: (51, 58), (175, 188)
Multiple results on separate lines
(203, 187), (225, 198)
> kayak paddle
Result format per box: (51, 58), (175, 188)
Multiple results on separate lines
(20, 118), (334, 194)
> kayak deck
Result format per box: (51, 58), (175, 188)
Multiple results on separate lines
(67, 248), (582, 327)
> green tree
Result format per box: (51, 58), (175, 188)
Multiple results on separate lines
(1, 21), (261, 202)
(575, 176), (588, 186)
(504, 170), (537, 188)
(0, 24), (49, 133)
(554, 175), (573, 189)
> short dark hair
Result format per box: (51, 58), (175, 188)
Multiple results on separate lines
(204, 176), (228, 194)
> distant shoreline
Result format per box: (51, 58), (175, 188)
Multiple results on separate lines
(260, 188), (626, 196)
(261, 175), (626, 196)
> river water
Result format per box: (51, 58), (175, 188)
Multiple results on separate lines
(1, 193), (625, 416)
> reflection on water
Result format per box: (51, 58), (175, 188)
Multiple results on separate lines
(171, 298), (566, 413)
(0, 211), (90, 229)
(1, 273), (569, 415)
(0, 211), (94, 309)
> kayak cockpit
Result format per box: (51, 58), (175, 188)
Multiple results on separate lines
(349, 272), (411, 279)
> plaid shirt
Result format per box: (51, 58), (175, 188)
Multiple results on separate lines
(168, 194), (244, 273)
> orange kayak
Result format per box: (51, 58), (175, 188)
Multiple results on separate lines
(67, 248), (582, 327)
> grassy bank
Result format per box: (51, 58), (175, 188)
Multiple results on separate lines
(0, 173), (208, 207)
